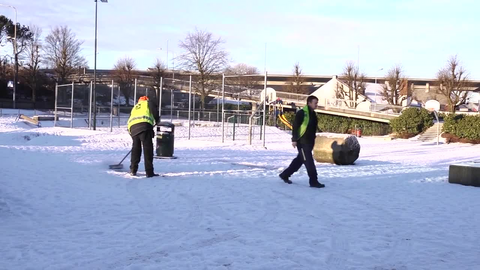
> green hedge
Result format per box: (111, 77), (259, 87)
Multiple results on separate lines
(443, 114), (480, 140)
(281, 111), (391, 136)
(390, 108), (433, 137)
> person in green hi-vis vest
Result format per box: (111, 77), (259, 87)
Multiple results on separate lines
(127, 96), (160, 177)
(279, 95), (325, 188)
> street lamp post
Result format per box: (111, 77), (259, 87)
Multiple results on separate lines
(374, 68), (384, 84)
(158, 45), (175, 121)
(92, 0), (107, 130)
(0, 4), (17, 108)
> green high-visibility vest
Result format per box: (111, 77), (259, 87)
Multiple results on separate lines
(127, 100), (154, 132)
(298, 105), (310, 138)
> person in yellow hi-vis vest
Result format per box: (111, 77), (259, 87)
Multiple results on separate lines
(127, 96), (159, 177)
(279, 96), (325, 188)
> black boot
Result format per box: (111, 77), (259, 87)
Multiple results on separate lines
(279, 174), (292, 184)
(146, 173), (160, 178)
(310, 181), (325, 188)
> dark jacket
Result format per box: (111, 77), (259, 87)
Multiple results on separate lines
(291, 107), (318, 145)
(129, 99), (160, 137)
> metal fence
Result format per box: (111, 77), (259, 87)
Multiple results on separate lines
(48, 75), (271, 144)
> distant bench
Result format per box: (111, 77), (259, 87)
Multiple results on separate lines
(33, 115), (58, 121)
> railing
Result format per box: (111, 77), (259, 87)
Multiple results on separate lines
(323, 98), (403, 116)
(0, 108), (54, 117)
(275, 92), (309, 104)
(164, 109), (254, 125)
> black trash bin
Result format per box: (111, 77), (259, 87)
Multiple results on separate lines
(156, 122), (175, 158)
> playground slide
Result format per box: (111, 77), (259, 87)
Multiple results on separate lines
(278, 114), (292, 129)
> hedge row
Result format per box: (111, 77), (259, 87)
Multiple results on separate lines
(281, 111), (391, 136)
(443, 114), (480, 141)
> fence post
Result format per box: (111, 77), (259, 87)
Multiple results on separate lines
(110, 80), (114, 132)
(233, 115), (236, 141)
(134, 78), (137, 106)
(170, 89), (174, 122)
(117, 85), (121, 127)
(54, 83), (58, 127)
(217, 95), (220, 122)
(222, 74), (225, 143)
(188, 75), (192, 140)
(248, 116), (252, 145)
(88, 81), (92, 129)
(159, 77), (163, 121)
(70, 82), (74, 128)
(192, 89), (195, 125)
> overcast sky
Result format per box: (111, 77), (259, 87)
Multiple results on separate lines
(7, 0), (480, 79)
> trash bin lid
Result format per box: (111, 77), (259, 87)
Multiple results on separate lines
(158, 122), (175, 128)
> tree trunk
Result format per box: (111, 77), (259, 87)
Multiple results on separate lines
(449, 99), (455, 113)
(200, 93), (206, 111)
(32, 85), (36, 102)
(14, 53), (18, 103)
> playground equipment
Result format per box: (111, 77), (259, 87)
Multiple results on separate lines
(248, 101), (264, 145)
(18, 114), (40, 127)
(278, 114), (292, 129)
(271, 99), (293, 130)
(226, 115), (238, 141)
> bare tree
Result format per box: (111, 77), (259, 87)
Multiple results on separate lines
(336, 62), (366, 108)
(178, 29), (229, 109)
(21, 25), (42, 101)
(0, 16), (13, 87)
(5, 21), (33, 101)
(0, 16), (12, 53)
(7, 23), (32, 56)
(113, 57), (136, 106)
(436, 56), (470, 113)
(43, 26), (87, 84)
(381, 65), (408, 106)
(286, 62), (308, 94)
(225, 63), (259, 93)
(0, 57), (10, 82)
(149, 59), (166, 89)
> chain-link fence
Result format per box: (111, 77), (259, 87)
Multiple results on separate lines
(50, 76), (271, 144)
(54, 83), (76, 128)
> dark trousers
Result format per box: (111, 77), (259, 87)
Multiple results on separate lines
(130, 130), (154, 174)
(280, 143), (318, 184)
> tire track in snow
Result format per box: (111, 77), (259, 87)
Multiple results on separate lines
(83, 179), (203, 269)
(98, 181), (205, 269)
(329, 190), (412, 269)
(271, 188), (348, 270)
(126, 180), (203, 248)
(214, 179), (280, 231)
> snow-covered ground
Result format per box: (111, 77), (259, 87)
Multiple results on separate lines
(1, 111), (480, 270)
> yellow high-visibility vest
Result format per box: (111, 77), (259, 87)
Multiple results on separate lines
(127, 100), (154, 132)
(298, 105), (310, 138)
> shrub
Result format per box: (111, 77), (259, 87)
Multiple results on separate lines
(443, 114), (480, 141)
(390, 108), (433, 138)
